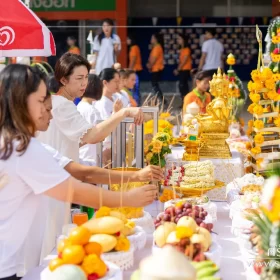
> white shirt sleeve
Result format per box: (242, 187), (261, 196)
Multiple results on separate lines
(113, 34), (121, 51)
(202, 41), (209, 54)
(52, 101), (92, 143)
(93, 35), (101, 52)
(17, 138), (70, 195)
(41, 143), (73, 168)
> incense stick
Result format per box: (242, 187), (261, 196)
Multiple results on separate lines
(142, 92), (152, 107)
(120, 162), (124, 208)
(167, 94), (175, 112)
(64, 177), (74, 226)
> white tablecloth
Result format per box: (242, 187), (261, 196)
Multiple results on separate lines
(22, 202), (246, 280)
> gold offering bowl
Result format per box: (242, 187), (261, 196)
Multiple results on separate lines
(110, 167), (149, 219)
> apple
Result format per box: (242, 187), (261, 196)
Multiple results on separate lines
(154, 222), (176, 248)
(196, 227), (212, 249)
(190, 234), (209, 252)
(177, 216), (198, 232)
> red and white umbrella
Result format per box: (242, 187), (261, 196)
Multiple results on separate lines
(0, 0), (56, 57)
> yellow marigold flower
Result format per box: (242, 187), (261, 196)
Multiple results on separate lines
(115, 237), (130, 251)
(248, 120), (254, 128)
(249, 93), (261, 103)
(239, 118), (245, 127)
(254, 120), (264, 130)
(248, 81), (255, 92)
(152, 140), (163, 153)
(254, 81), (263, 91)
(246, 142), (252, 150)
(261, 68), (273, 81)
(251, 146), (261, 155)
(267, 91), (277, 100)
(176, 226), (194, 239)
(251, 69), (261, 82)
(254, 133), (264, 145)
(146, 152), (153, 162)
(262, 92), (269, 99)
(95, 206), (111, 218)
(265, 79), (276, 90)
(247, 103), (256, 114)
(274, 117), (280, 127)
(253, 104), (264, 115)
(160, 112), (171, 119)
(246, 128), (253, 137)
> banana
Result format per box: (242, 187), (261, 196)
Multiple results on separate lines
(197, 267), (219, 279)
(192, 261), (215, 270)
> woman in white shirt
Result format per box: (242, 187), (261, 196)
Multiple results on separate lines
(96, 68), (128, 120)
(93, 18), (121, 75)
(77, 74), (103, 166)
(0, 64), (157, 280)
(38, 53), (143, 162)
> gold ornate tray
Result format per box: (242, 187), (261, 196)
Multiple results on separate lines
(174, 180), (225, 197)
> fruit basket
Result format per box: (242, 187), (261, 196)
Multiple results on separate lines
(131, 211), (155, 234)
(127, 226), (147, 251)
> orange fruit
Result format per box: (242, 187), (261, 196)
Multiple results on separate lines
(84, 242), (102, 256)
(68, 226), (91, 246)
(57, 239), (72, 253)
(81, 254), (107, 277)
(49, 258), (65, 272)
(62, 245), (85, 265)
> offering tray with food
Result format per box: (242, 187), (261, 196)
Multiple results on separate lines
(163, 161), (224, 197)
(164, 196), (217, 221)
(226, 173), (264, 205)
(131, 246), (221, 280)
(152, 210), (221, 266)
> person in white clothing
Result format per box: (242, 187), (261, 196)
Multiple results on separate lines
(37, 54), (144, 258)
(95, 68), (126, 120)
(77, 74), (103, 166)
(0, 64), (158, 280)
(92, 18), (121, 75)
(42, 92), (163, 184)
(198, 28), (224, 78)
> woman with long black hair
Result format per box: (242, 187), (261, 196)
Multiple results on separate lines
(93, 18), (121, 75)
(147, 32), (165, 102)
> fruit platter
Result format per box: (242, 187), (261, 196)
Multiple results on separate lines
(131, 245), (221, 280)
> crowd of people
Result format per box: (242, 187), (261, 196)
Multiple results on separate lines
(0, 17), (225, 280)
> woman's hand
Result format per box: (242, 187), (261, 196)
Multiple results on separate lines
(113, 99), (123, 113)
(124, 184), (158, 207)
(135, 165), (164, 182)
(123, 107), (144, 125)
(173, 69), (179, 76)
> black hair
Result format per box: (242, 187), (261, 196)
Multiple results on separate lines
(191, 70), (211, 88)
(99, 68), (119, 82)
(83, 74), (103, 101)
(128, 34), (137, 46)
(0, 64), (47, 160)
(67, 36), (76, 41)
(98, 18), (114, 44)
(153, 32), (164, 50)
(178, 33), (190, 49)
(205, 28), (216, 37)
(55, 53), (91, 87)
(47, 74), (59, 93)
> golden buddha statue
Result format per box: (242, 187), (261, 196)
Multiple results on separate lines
(196, 68), (232, 159)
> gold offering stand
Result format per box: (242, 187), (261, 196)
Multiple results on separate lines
(196, 68), (232, 159)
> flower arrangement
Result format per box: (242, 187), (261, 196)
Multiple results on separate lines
(144, 119), (173, 136)
(226, 54), (247, 119)
(144, 132), (172, 167)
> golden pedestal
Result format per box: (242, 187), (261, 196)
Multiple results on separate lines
(199, 133), (232, 159)
(182, 140), (200, 161)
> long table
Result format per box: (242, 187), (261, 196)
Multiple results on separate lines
(22, 202), (246, 280)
